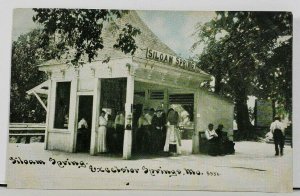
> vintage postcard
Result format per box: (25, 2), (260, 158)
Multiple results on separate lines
(6, 8), (293, 192)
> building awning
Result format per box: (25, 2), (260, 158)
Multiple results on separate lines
(132, 57), (211, 90)
(26, 80), (49, 111)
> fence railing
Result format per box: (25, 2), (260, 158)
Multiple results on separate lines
(9, 123), (46, 143)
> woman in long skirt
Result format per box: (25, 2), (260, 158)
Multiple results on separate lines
(98, 110), (107, 153)
(164, 123), (181, 154)
(164, 108), (181, 155)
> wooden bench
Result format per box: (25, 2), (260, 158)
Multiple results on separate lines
(9, 123), (46, 144)
(198, 132), (235, 155)
(199, 132), (210, 154)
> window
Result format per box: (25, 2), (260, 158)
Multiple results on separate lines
(54, 82), (71, 129)
(169, 94), (194, 105)
(150, 91), (164, 100)
(169, 94), (194, 122)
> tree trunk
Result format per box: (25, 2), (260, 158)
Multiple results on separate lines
(214, 73), (222, 94)
(272, 99), (276, 120)
(235, 95), (253, 140)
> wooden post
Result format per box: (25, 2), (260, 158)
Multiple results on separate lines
(145, 88), (149, 108)
(192, 90), (200, 154)
(44, 79), (52, 150)
(69, 78), (79, 152)
(123, 75), (134, 159)
(90, 78), (101, 155)
(163, 89), (168, 112)
(32, 91), (47, 111)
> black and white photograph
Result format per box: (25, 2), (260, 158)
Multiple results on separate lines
(5, 8), (293, 192)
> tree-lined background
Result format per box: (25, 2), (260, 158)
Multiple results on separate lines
(10, 10), (292, 140)
(193, 11), (292, 139)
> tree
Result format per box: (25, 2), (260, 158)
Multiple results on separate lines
(256, 38), (292, 119)
(193, 12), (292, 139)
(32, 9), (141, 66)
(10, 9), (142, 123)
(10, 29), (49, 123)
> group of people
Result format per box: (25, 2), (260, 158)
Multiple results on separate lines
(97, 110), (125, 153)
(77, 111), (288, 158)
(204, 123), (235, 156)
(77, 106), (185, 156)
(76, 110), (125, 153)
(204, 117), (288, 157)
(135, 107), (182, 155)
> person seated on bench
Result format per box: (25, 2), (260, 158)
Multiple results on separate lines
(215, 124), (226, 140)
(205, 123), (221, 156)
(215, 124), (235, 155)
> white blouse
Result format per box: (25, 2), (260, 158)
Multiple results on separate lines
(99, 116), (107, 127)
(205, 129), (218, 140)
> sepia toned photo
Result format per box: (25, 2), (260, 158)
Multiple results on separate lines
(7, 8), (293, 192)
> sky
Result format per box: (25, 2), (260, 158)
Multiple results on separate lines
(12, 9), (215, 58)
(12, 9), (37, 41)
(137, 10), (215, 57)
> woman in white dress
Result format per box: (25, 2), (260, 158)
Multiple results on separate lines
(98, 110), (108, 153)
(164, 108), (181, 155)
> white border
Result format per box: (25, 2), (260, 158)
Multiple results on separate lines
(0, 0), (299, 191)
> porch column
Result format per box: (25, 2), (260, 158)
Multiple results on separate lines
(44, 79), (53, 150)
(123, 75), (134, 159)
(192, 90), (200, 154)
(163, 89), (169, 112)
(144, 88), (149, 108)
(90, 78), (101, 155)
(69, 78), (79, 152)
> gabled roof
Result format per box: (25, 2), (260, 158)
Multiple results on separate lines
(26, 80), (49, 111)
(26, 80), (49, 95)
(124, 11), (177, 56)
(91, 10), (177, 61)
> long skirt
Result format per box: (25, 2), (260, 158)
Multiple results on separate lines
(164, 125), (181, 154)
(115, 124), (124, 153)
(142, 125), (151, 153)
(136, 127), (145, 153)
(106, 127), (115, 153)
(97, 126), (107, 153)
(207, 137), (220, 156)
(151, 129), (162, 153)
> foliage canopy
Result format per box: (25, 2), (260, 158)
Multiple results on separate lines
(193, 11), (292, 138)
(32, 9), (141, 66)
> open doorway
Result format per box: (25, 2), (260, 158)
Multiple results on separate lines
(76, 95), (93, 152)
(169, 93), (194, 155)
(132, 81), (195, 156)
(100, 78), (127, 154)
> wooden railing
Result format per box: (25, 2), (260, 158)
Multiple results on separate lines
(9, 123), (46, 144)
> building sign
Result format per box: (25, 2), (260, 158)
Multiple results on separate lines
(146, 48), (200, 72)
(255, 100), (273, 127)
